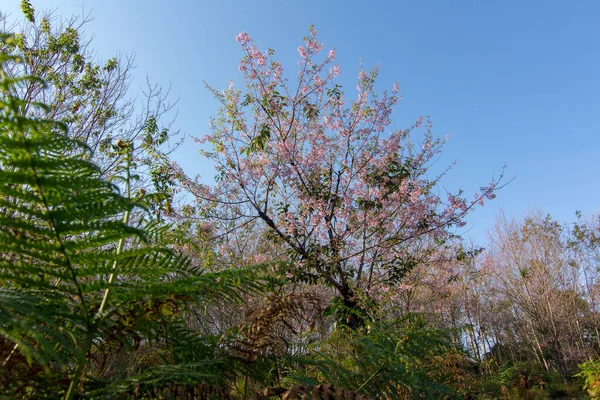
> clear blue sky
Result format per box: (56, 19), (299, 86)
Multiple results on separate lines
(3, 0), (599, 243)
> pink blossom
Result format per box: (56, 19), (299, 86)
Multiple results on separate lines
(328, 49), (336, 60)
(314, 76), (324, 93)
(476, 194), (484, 206)
(250, 48), (267, 65)
(272, 61), (283, 77)
(448, 194), (468, 212)
(306, 38), (323, 53)
(298, 45), (307, 58)
(236, 32), (251, 44)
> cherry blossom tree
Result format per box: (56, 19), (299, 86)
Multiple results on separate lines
(179, 27), (501, 326)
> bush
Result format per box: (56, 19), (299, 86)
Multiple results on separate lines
(577, 359), (600, 399)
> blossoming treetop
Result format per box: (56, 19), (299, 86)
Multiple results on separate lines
(179, 26), (501, 326)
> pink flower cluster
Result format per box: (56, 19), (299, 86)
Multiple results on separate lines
(236, 31), (251, 44)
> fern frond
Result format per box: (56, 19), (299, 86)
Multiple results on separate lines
(289, 315), (459, 399)
(0, 33), (266, 398)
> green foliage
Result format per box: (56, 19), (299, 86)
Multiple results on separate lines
(290, 314), (467, 399)
(20, 1), (35, 23)
(577, 359), (600, 398)
(476, 361), (583, 399)
(323, 294), (376, 330)
(0, 33), (262, 399)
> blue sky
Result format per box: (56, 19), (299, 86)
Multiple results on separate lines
(2, 0), (599, 243)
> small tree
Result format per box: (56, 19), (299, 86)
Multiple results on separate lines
(181, 27), (501, 327)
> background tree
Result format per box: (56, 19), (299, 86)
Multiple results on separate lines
(1, 1), (179, 212)
(483, 212), (597, 375)
(570, 211), (600, 344)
